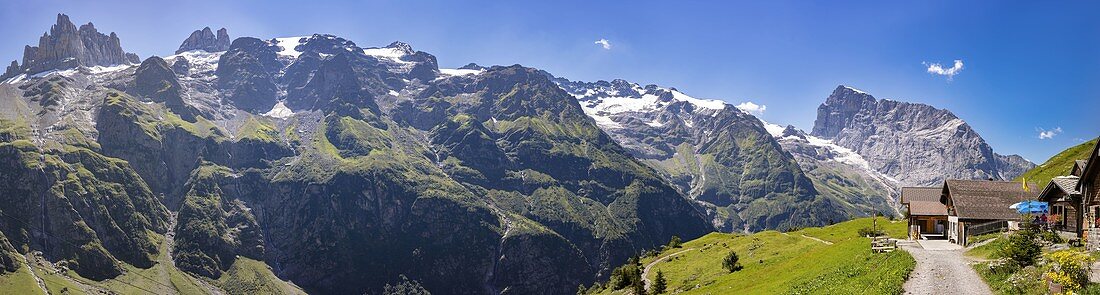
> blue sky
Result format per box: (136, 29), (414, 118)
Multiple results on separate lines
(2, 0), (1098, 162)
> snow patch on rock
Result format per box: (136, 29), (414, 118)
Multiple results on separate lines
(275, 36), (309, 58)
(263, 101), (294, 119)
(439, 68), (484, 76)
(363, 47), (412, 64)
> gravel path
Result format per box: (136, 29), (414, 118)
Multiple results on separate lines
(800, 234), (834, 245)
(642, 248), (695, 291)
(900, 240), (993, 295)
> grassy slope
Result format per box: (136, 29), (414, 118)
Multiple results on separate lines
(1016, 138), (1097, 186)
(0, 264), (45, 295)
(599, 218), (913, 294)
(0, 235), (304, 295)
(963, 232), (1006, 260)
(215, 258), (306, 295)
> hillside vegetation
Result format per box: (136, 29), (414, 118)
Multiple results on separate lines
(1016, 138), (1097, 186)
(588, 217), (914, 295)
(0, 232), (304, 295)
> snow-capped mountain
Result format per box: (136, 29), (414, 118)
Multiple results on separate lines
(0, 16), (715, 294)
(550, 75), (871, 232)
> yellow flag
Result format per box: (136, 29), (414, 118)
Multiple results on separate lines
(1022, 177), (1029, 192)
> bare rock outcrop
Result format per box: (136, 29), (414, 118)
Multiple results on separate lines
(810, 85), (1035, 186)
(1, 14), (139, 80)
(176, 27), (230, 54)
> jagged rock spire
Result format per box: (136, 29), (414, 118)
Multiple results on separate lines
(176, 27), (230, 54)
(1, 13), (139, 80)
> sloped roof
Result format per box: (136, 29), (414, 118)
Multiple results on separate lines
(1080, 140), (1100, 192)
(1038, 176), (1080, 202)
(1074, 160), (1088, 176)
(1053, 176), (1081, 195)
(900, 187), (941, 204)
(908, 200), (948, 216)
(942, 179), (1036, 220)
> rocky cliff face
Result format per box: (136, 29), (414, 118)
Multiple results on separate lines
(0, 117), (169, 280)
(216, 37), (283, 112)
(176, 27), (230, 54)
(1, 14), (139, 81)
(811, 85), (1035, 186)
(131, 56), (200, 120)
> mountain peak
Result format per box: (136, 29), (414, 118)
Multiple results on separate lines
(1, 13), (139, 80)
(458, 63), (485, 70)
(829, 85), (875, 102)
(781, 125), (808, 140)
(837, 85), (868, 95)
(811, 85), (1035, 186)
(385, 41), (414, 53)
(54, 13), (75, 29)
(176, 26), (231, 54)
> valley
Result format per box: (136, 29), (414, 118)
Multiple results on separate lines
(0, 9), (1075, 295)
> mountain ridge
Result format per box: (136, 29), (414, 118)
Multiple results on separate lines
(0, 18), (714, 294)
(0, 13), (1040, 295)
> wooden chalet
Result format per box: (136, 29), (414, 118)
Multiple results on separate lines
(941, 179), (1035, 246)
(1078, 139), (1100, 250)
(1037, 176), (1082, 238)
(901, 187), (948, 239)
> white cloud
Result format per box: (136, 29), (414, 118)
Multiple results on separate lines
(594, 39), (612, 50)
(735, 101), (767, 115)
(924, 59), (964, 79)
(1038, 127), (1062, 139)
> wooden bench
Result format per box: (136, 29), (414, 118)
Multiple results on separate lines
(871, 236), (896, 253)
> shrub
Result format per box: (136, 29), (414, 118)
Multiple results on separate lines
(611, 256), (643, 291)
(975, 261), (1043, 295)
(667, 236), (683, 249)
(1045, 250), (1095, 293)
(723, 251), (743, 273)
(1039, 231), (1064, 244)
(1005, 266), (1044, 294)
(383, 275), (430, 295)
(1000, 229), (1041, 267)
(986, 259), (1020, 275)
(857, 227), (885, 237)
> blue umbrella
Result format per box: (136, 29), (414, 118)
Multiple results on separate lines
(1010, 201), (1049, 214)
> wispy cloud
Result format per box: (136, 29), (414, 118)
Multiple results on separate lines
(1038, 127), (1062, 139)
(594, 39), (612, 50)
(923, 59), (964, 79)
(735, 102), (767, 115)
